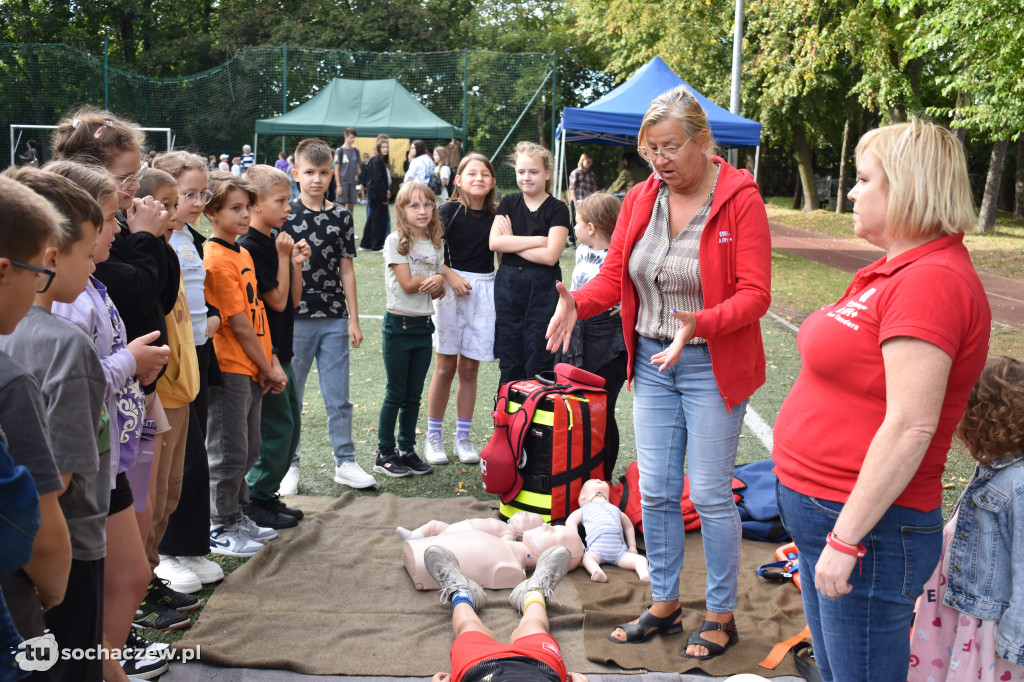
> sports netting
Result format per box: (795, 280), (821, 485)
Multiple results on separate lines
(1, 44), (556, 186)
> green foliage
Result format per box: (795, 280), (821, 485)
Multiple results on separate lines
(896, 0), (1024, 139)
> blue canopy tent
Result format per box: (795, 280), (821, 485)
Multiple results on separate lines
(554, 57), (762, 196)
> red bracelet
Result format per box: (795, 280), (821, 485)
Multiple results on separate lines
(826, 532), (867, 575)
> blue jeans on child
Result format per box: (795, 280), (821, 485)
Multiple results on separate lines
(291, 317), (355, 468)
(776, 481), (943, 681)
(632, 336), (747, 611)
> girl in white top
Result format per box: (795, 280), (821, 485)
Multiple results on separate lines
(403, 139), (435, 186)
(431, 146), (452, 200)
(374, 182), (446, 479)
(423, 153), (498, 466)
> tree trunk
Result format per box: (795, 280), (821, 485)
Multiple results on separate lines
(836, 119), (851, 214)
(791, 123), (818, 212)
(537, 110), (546, 149)
(1014, 136), (1024, 220)
(792, 176), (802, 210)
(953, 91), (968, 145)
(977, 137), (1009, 233)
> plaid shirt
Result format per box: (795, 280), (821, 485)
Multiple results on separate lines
(569, 167), (597, 202)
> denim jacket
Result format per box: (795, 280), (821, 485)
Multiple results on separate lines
(943, 455), (1024, 665)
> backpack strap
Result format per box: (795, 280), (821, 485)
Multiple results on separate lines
(506, 384), (567, 459)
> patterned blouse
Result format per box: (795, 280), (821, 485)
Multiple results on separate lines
(627, 167), (720, 343)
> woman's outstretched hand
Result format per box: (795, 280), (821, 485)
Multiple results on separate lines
(650, 309), (697, 371)
(545, 281), (578, 353)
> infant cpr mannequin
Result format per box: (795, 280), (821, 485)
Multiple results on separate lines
(402, 515), (585, 590)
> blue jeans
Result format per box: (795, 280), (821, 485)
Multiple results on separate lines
(632, 337), (747, 610)
(776, 481), (943, 681)
(291, 317), (354, 467)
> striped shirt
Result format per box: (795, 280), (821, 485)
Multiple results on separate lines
(628, 168), (719, 343)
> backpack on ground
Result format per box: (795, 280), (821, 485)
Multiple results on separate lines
(480, 364), (608, 524)
(734, 459), (790, 542)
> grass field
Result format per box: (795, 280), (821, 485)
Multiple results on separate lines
(150, 197), (1020, 641)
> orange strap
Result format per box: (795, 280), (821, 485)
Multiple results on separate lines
(758, 624), (811, 670)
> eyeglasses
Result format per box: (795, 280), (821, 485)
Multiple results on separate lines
(637, 137), (692, 162)
(407, 202), (435, 211)
(179, 190), (214, 205)
(113, 161), (148, 188)
(9, 259), (56, 293)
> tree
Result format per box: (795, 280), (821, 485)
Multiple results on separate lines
(899, 0), (1024, 231)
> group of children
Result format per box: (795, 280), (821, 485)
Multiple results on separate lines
(3, 102), (1021, 682)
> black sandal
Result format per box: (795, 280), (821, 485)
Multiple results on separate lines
(606, 605), (683, 644)
(680, 617), (738, 660)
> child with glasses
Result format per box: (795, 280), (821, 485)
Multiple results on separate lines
(0, 174), (72, 672)
(151, 151), (228, 598)
(0, 167), (112, 681)
(128, 168), (207, 632)
(374, 182), (446, 478)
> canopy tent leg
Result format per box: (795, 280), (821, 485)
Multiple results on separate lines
(754, 145), (761, 184)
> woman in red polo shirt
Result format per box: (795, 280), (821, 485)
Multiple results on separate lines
(772, 120), (991, 681)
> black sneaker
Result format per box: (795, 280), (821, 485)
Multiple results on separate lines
(267, 494), (304, 520)
(147, 577), (201, 612)
(133, 595), (191, 631)
(122, 627), (170, 679)
(243, 498), (299, 528)
(399, 449), (433, 475)
(373, 448), (412, 478)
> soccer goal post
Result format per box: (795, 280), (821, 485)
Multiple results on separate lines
(9, 124), (174, 168)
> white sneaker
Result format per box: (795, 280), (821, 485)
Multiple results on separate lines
(238, 513), (277, 542)
(423, 433), (449, 465)
(454, 436), (480, 464)
(154, 556), (202, 594)
(278, 464), (299, 496)
(334, 460), (376, 489)
(176, 555), (224, 584)
(209, 524), (264, 558)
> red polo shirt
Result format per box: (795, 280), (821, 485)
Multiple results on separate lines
(773, 233), (990, 512)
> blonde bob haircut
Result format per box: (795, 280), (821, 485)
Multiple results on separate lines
(856, 120), (975, 240)
(637, 85), (718, 159)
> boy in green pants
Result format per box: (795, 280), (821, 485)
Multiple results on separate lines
(239, 165), (310, 527)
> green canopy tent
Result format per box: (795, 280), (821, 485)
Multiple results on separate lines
(253, 78), (462, 155)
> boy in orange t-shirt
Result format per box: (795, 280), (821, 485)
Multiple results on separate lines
(202, 172), (287, 557)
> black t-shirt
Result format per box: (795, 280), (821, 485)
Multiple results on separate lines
(439, 201), (494, 274)
(237, 227), (295, 364)
(495, 193), (570, 269)
(461, 656), (562, 682)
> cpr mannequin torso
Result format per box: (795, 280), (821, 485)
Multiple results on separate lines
(402, 515), (585, 590)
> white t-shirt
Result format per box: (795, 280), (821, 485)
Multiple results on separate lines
(169, 227), (208, 346)
(383, 233), (443, 316)
(404, 154), (435, 185)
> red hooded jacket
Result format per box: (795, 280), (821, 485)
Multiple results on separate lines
(572, 159), (771, 411)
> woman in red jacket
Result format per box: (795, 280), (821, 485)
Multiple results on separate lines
(547, 85), (771, 660)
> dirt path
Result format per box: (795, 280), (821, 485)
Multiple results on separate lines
(770, 222), (1024, 330)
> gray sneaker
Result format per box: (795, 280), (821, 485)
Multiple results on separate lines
(424, 545), (487, 609)
(509, 545), (571, 613)
(237, 513), (277, 542)
(424, 433), (449, 465)
(454, 436), (480, 464)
